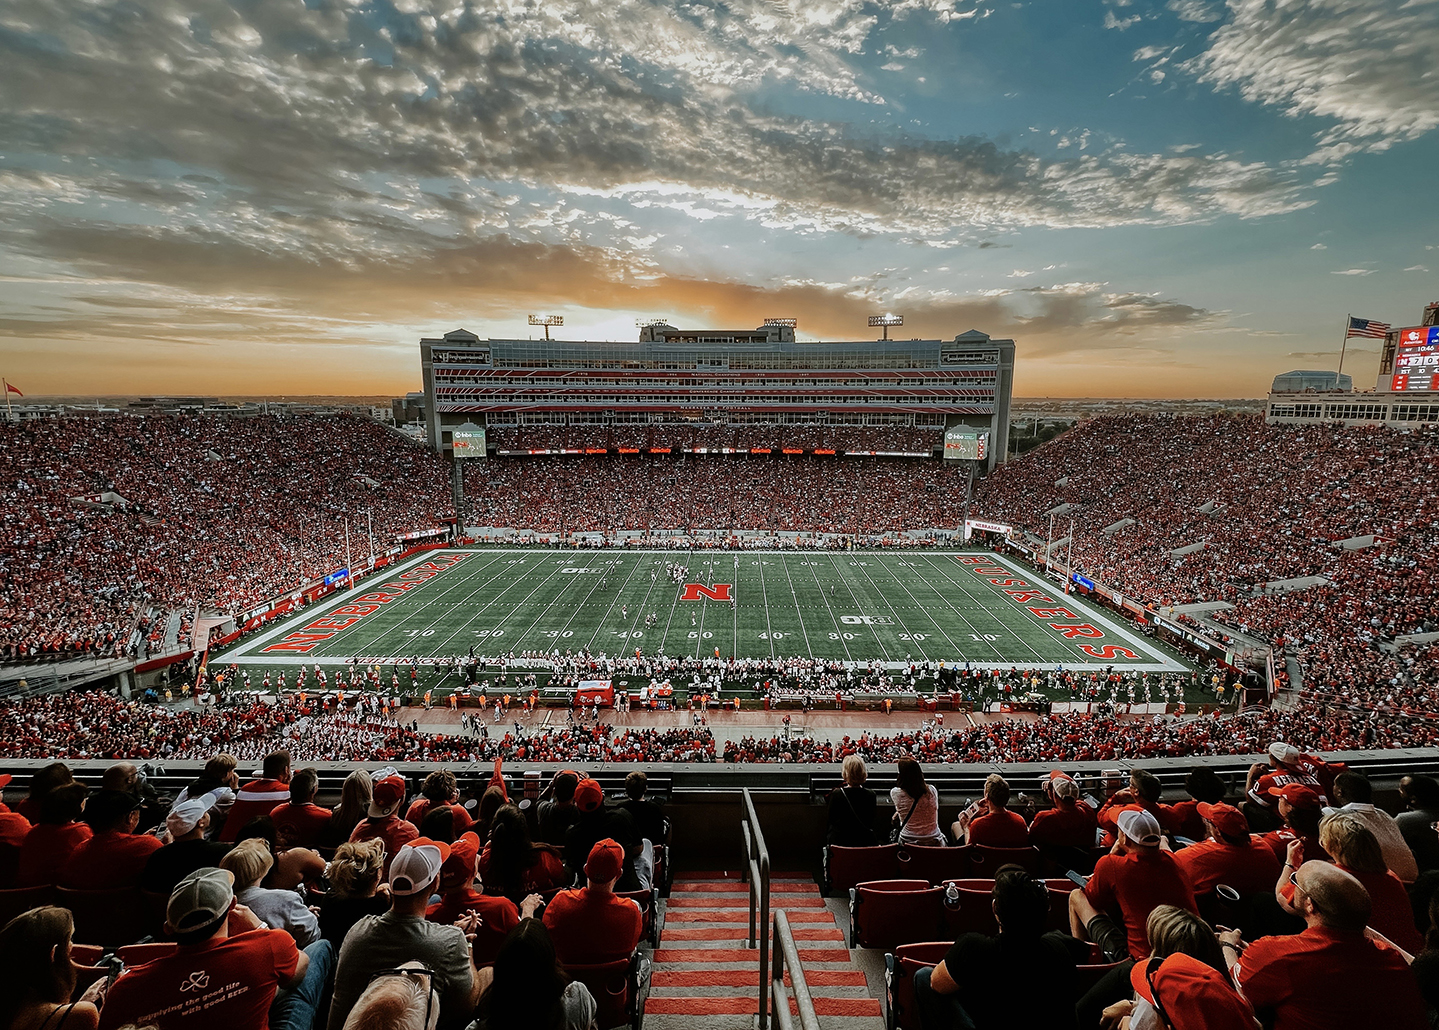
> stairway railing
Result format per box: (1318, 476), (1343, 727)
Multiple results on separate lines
(741, 787), (771, 1029)
(771, 909), (821, 1030)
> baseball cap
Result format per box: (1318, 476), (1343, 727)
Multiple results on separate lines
(1268, 742), (1301, 764)
(1197, 802), (1248, 838)
(574, 778), (604, 813)
(167, 796), (217, 838)
(584, 838), (624, 883)
(369, 775), (407, 817)
(1116, 807), (1163, 847)
(168, 867), (235, 937)
(1131, 953), (1258, 1030)
(1268, 783), (1321, 809)
(390, 837), (451, 896)
(440, 831), (481, 891)
(1045, 770), (1080, 799)
(0, 774), (11, 789)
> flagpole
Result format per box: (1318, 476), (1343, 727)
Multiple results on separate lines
(1338, 313), (1351, 376)
(3, 380), (11, 422)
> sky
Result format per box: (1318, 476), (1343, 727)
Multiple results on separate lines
(1, 0), (1436, 399)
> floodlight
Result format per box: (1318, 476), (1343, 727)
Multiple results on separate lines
(528, 314), (563, 339)
(763, 317), (798, 328)
(868, 313), (904, 339)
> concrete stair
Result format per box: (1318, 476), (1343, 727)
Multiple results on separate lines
(644, 871), (884, 1030)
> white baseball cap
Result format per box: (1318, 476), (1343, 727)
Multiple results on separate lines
(389, 838), (450, 896)
(1117, 808), (1163, 847)
(167, 796), (216, 838)
(1268, 742), (1300, 764)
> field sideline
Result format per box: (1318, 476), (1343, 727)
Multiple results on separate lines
(219, 549), (1192, 673)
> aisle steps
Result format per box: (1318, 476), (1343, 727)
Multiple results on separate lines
(644, 872), (884, 1030)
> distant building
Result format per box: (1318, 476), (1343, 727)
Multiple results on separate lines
(1271, 370), (1352, 393)
(392, 391), (426, 428)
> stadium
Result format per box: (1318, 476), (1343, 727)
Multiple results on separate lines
(2, 308), (1437, 1030)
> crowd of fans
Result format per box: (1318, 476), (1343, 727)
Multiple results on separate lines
(0, 414), (449, 662)
(486, 422), (940, 453)
(974, 414), (1439, 715)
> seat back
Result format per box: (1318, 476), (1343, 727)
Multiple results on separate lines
(118, 941), (178, 966)
(0, 884), (54, 927)
(54, 887), (146, 948)
(940, 885), (998, 938)
(564, 954), (638, 1030)
(852, 881), (943, 950)
(615, 887), (660, 948)
(968, 845), (1044, 876)
(897, 844), (973, 886)
(886, 942), (954, 1030)
(825, 844), (898, 894)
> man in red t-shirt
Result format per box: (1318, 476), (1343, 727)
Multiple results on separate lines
(1258, 785), (1329, 865)
(1246, 741), (1332, 812)
(59, 790), (163, 890)
(269, 767), (331, 849)
(1029, 770), (1098, 850)
(955, 774), (1030, 848)
(0, 774), (31, 848)
(98, 867), (329, 1030)
(221, 751), (291, 842)
(1096, 769), (1176, 845)
(1070, 808), (1197, 962)
(1174, 802), (1280, 897)
(543, 838), (643, 965)
(1228, 861), (1427, 1030)
(426, 831), (538, 963)
(349, 775), (418, 877)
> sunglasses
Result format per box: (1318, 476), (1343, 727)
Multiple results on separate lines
(369, 966), (439, 1027)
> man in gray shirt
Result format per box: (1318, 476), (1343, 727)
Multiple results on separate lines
(328, 837), (482, 1030)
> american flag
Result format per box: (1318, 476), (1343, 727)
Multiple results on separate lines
(1346, 316), (1391, 339)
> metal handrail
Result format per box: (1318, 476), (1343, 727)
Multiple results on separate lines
(770, 909), (821, 1030)
(741, 787), (772, 1030)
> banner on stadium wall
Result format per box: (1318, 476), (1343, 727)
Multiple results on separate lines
(395, 527), (449, 543)
(964, 518), (1013, 538)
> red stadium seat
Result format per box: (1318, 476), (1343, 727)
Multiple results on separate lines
(615, 887), (661, 948)
(825, 844), (899, 895)
(118, 941), (178, 966)
(968, 845), (1044, 876)
(896, 844), (972, 886)
(939, 883), (997, 938)
(0, 884), (54, 927)
(564, 952), (642, 1030)
(885, 942), (952, 1030)
(55, 887), (147, 949)
(850, 880), (943, 950)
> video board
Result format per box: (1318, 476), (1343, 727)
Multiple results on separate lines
(943, 427), (988, 461)
(450, 423), (487, 458)
(1392, 326), (1439, 392)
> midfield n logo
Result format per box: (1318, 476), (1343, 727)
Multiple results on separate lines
(679, 583), (733, 601)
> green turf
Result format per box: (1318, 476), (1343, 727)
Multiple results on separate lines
(222, 549), (1191, 672)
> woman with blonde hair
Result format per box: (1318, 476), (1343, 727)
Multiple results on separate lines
(322, 770), (373, 849)
(220, 837), (321, 948)
(826, 755), (878, 846)
(319, 838), (390, 945)
(1272, 812), (1422, 953)
(0, 907), (100, 1030)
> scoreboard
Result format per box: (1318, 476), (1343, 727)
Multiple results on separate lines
(1392, 326), (1439, 392)
(943, 427), (988, 461)
(450, 423), (487, 458)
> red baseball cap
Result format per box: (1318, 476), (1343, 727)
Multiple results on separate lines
(1197, 802), (1248, 838)
(440, 831), (481, 891)
(1131, 953), (1257, 1030)
(574, 778), (604, 813)
(0, 774), (11, 789)
(584, 838), (624, 883)
(369, 775), (407, 816)
(1268, 784), (1321, 809)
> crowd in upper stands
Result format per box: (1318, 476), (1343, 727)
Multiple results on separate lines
(485, 422), (940, 454)
(0, 414), (449, 662)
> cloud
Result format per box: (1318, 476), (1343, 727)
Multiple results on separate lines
(1405, 265), (1429, 272)
(1310, 243), (1327, 250)
(1166, 0), (1222, 23)
(1183, 0), (1439, 160)
(1330, 268), (1375, 276)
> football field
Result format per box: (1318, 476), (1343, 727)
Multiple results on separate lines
(222, 549), (1191, 673)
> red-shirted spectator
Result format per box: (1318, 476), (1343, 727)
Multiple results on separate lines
(0, 773), (30, 851)
(57, 789), (162, 890)
(1129, 951), (1258, 1030)
(426, 831), (537, 964)
(543, 839), (643, 966)
(1070, 808), (1197, 962)
(221, 751), (291, 842)
(1258, 785), (1329, 865)
(1229, 861), (1427, 1030)
(1247, 742), (1332, 812)
(269, 767), (331, 850)
(405, 770), (475, 837)
(1173, 802), (1280, 897)
(957, 774), (1030, 848)
(349, 775), (418, 878)
(15, 782), (90, 888)
(479, 804), (567, 904)
(1165, 767), (1229, 843)
(1029, 770), (1098, 851)
(1097, 769), (1175, 845)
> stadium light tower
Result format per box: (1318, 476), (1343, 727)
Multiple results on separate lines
(528, 314), (563, 340)
(763, 317), (798, 328)
(635, 317), (671, 327)
(868, 313), (903, 341)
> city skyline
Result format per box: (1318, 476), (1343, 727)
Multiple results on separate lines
(1, 0), (1436, 398)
